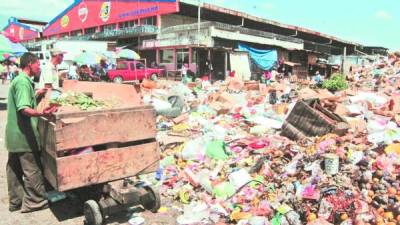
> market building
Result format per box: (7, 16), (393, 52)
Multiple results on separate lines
(35, 0), (365, 79)
(2, 17), (45, 42)
(358, 46), (389, 56)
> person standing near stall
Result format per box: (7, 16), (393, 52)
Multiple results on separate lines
(5, 52), (54, 213)
(38, 48), (65, 89)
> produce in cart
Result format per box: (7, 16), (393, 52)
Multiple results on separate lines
(50, 92), (117, 111)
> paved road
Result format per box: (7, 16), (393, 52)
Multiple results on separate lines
(0, 83), (177, 225)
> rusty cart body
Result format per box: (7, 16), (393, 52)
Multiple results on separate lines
(38, 82), (161, 225)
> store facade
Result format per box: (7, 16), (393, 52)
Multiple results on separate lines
(2, 17), (42, 42)
(40, 0), (360, 80)
(43, 0), (179, 38)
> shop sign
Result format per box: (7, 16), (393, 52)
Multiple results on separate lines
(61, 15), (70, 28)
(99, 1), (111, 22)
(78, 2), (88, 22)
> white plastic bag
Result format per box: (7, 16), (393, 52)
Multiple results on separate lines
(181, 138), (206, 161)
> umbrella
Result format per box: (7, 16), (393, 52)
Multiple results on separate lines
(0, 34), (27, 55)
(117, 49), (140, 60)
(0, 53), (10, 61)
(0, 35), (13, 53)
(98, 51), (117, 59)
(97, 51), (117, 65)
(9, 42), (27, 56)
(73, 52), (103, 65)
(9, 56), (17, 63)
(0, 53), (18, 62)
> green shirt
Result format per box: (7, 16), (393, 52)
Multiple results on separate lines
(5, 72), (40, 153)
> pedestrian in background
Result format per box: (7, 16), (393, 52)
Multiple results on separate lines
(0, 61), (7, 84)
(68, 62), (78, 80)
(38, 48), (65, 89)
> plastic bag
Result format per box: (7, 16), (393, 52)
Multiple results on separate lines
(176, 202), (210, 225)
(213, 182), (236, 200)
(229, 169), (252, 190)
(152, 98), (172, 111)
(181, 138), (206, 161)
(206, 140), (229, 160)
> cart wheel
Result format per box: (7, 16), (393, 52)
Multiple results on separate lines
(142, 186), (161, 213)
(84, 200), (103, 225)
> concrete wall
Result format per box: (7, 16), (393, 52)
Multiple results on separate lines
(210, 27), (304, 50)
(156, 28), (213, 47)
(161, 14), (199, 29)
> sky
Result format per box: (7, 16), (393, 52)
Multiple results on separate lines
(0, 0), (399, 50)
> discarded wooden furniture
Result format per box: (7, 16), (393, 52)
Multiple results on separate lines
(281, 99), (349, 140)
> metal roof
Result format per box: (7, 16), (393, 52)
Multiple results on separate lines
(180, 0), (360, 46)
(2, 17), (43, 32)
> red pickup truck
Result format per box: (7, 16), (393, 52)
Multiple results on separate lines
(107, 60), (164, 83)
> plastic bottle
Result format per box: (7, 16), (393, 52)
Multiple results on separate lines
(155, 167), (164, 181)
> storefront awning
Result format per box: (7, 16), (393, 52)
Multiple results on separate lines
(238, 43), (277, 70)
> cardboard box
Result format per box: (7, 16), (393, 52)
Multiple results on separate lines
(391, 94), (400, 113)
(244, 81), (260, 91)
(346, 117), (367, 134)
(207, 92), (220, 103)
(259, 83), (268, 96)
(345, 89), (358, 96)
(316, 89), (335, 100)
(226, 77), (244, 91)
(209, 101), (231, 115)
(218, 91), (237, 105)
(298, 88), (318, 99)
(272, 103), (288, 115)
(271, 82), (286, 92)
(172, 112), (189, 124)
(333, 104), (349, 116)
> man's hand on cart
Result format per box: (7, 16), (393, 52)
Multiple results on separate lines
(42, 105), (58, 117)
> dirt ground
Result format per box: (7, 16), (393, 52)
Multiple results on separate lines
(0, 83), (178, 225)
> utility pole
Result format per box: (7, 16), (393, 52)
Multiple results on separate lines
(197, 0), (201, 46)
(342, 46), (347, 74)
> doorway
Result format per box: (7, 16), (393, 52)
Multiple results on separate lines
(196, 48), (208, 77)
(176, 48), (189, 70)
(211, 50), (226, 81)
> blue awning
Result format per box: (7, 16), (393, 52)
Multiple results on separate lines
(238, 43), (277, 70)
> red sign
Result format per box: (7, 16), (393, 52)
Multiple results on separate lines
(4, 23), (40, 42)
(44, 0), (179, 36)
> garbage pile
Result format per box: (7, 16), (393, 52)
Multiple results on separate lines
(140, 53), (400, 225)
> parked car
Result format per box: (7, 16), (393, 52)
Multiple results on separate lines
(107, 60), (164, 83)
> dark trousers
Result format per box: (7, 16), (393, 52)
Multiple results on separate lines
(6, 151), (48, 211)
